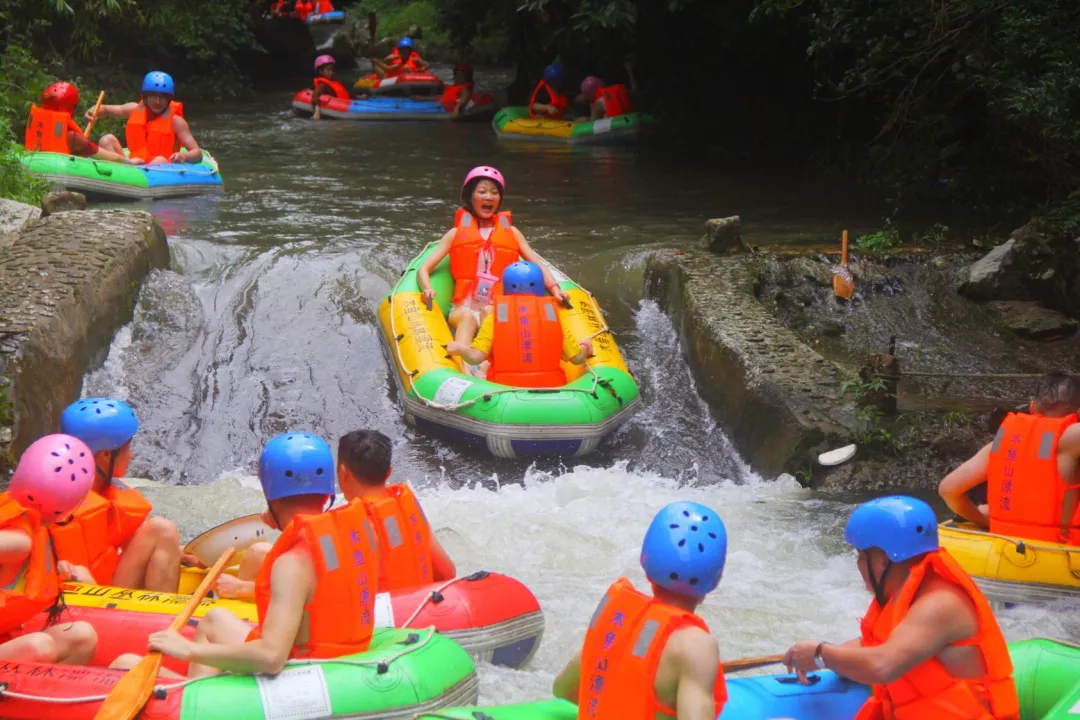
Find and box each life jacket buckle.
[465,570,490,581]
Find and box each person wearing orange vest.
[56,397,191,592]
[111,432,379,678]
[939,372,1080,544]
[372,37,428,78]
[783,496,1019,720]
[93,71,203,165]
[310,54,351,120]
[530,63,570,119]
[418,167,568,375]
[578,76,633,120]
[441,64,492,119]
[552,501,729,720]
[448,262,592,387]
[0,435,98,664]
[24,82,136,164]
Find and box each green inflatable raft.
[492,107,655,145]
[20,150,224,200]
[417,638,1080,720]
[377,243,640,458]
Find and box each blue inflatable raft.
[292,89,496,121]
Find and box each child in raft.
[417,166,568,379]
[113,433,378,677]
[92,71,203,165]
[0,435,98,664]
[24,82,141,165]
[311,54,351,120]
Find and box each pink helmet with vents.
[10,434,95,520]
[580,76,603,99]
[461,166,505,203]
[314,55,336,71]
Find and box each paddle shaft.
[168,547,235,630]
[84,91,106,135]
[368,11,377,63]
[722,654,785,673]
[841,229,849,266]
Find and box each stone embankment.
[0,194,169,472]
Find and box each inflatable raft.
[354,72,444,97]
[377,245,640,458]
[21,150,223,200]
[418,638,1080,720]
[492,107,655,145]
[292,89,495,121]
[306,9,344,23]
[939,521,1080,606]
[0,627,478,720]
[41,569,543,669]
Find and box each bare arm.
[514,228,567,301]
[938,443,992,526]
[1058,425,1080,538]
[170,116,202,163]
[589,98,605,122]
[670,629,720,720]
[417,230,455,299]
[86,102,139,122]
[451,86,471,119]
[446,342,486,365]
[0,529,31,565]
[553,650,582,703]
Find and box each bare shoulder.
[1062,422,1080,451]
[172,114,191,130]
[271,544,316,585]
[909,573,979,636]
[667,624,718,667]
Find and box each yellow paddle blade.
[722,653,785,673]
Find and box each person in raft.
[578,75,634,121]
[417,166,568,376]
[212,428,455,599]
[25,82,139,164]
[939,372,1080,545]
[783,496,1019,720]
[448,261,592,387]
[530,62,570,119]
[112,432,379,677]
[0,435,98,664]
[54,397,190,593]
[441,64,491,119]
[552,501,729,719]
[372,36,428,78]
[91,71,203,165]
[310,55,351,120]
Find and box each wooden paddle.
[722,654,785,673]
[93,548,236,720]
[832,229,854,301]
[368,11,377,64]
[84,91,106,135]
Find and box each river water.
[86,94,1067,703]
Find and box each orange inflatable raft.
[353,71,444,96]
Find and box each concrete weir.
[0,202,169,471]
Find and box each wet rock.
[957,238,1023,299]
[990,301,1078,340]
[0,210,169,472]
[40,191,87,216]
[699,216,743,254]
[0,199,41,241]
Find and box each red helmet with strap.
[42,82,80,113]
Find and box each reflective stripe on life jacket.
[24,105,85,154]
[529,81,569,119]
[0,493,59,636]
[488,295,567,388]
[855,549,1019,720]
[596,84,632,118]
[126,100,184,162]
[254,500,379,659]
[448,209,519,305]
[987,412,1080,544]
[50,481,151,586]
[578,578,727,720]
[360,484,434,591]
[314,77,351,100]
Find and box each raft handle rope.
[388,246,615,412]
[0,627,438,705]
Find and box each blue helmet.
[258,432,335,502]
[60,398,139,454]
[845,495,938,562]
[502,262,545,296]
[640,501,727,597]
[142,71,175,96]
[397,36,414,50]
[543,63,564,86]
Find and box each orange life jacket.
[315,0,333,13]
[529,81,569,119]
[360,484,434,591]
[253,500,379,659]
[855,549,1019,720]
[578,578,727,720]
[295,0,313,20]
[441,83,472,112]
[24,105,85,154]
[987,412,1080,544]
[50,481,152,586]
[314,76,351,100]
[596,84,632,118]
[389,54,423,74]
[125,100,183,162]
[448,209,520,306]
[488,295,567,388]
[0,493,60,636]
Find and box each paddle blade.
[93,654,164,720]
[832,229,855,300]
[722,654,785,673]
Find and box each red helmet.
[42,82,80,113]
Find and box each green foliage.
[363,0,450,53]
[856,227,901,252]
[0,43,52,204]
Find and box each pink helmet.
[581,76,603,99]
[314,54,335,71]
[461,166,505,203]
[10,434,95,520]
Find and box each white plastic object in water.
[184,514,279,567]
[818,444,857,466]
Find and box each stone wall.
[0,208,169,472]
